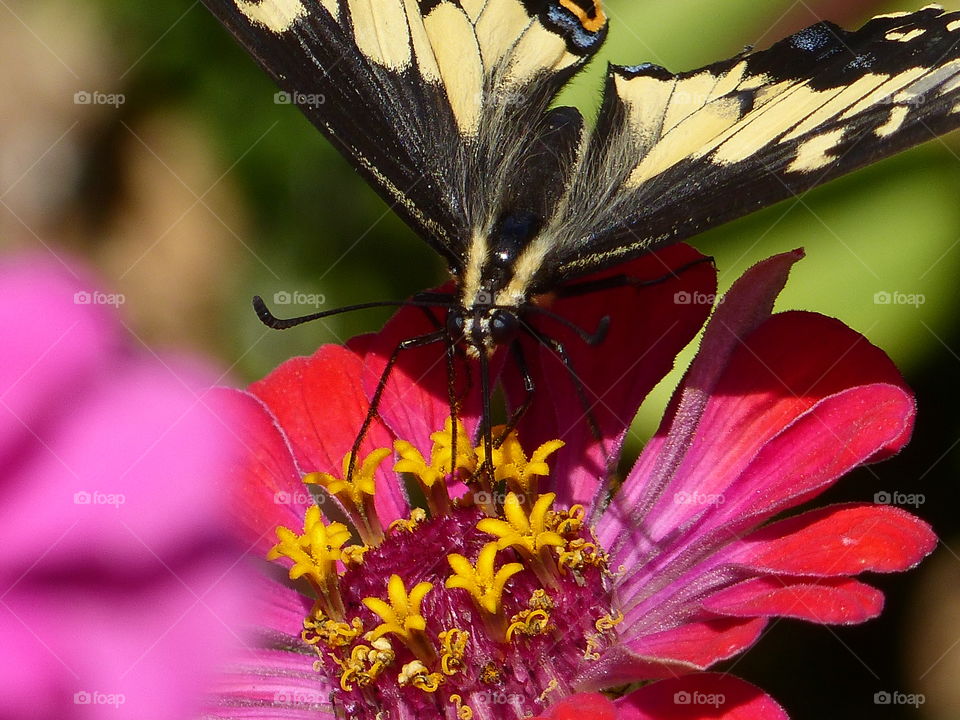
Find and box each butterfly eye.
[488,309,518,345]
[446,309,466,340]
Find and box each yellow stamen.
[389,507,428,534]
[506,607,551,642]
[398,660,444,692]
[493,431,565,496]
[551,503,586,536]
[450,694,475,720]
[363,575,436,662]
[445,542,523,615]
[477,493,565,557]
[305,448,391,543]
[301,612,363,649]
[333,638,394,691]
[438,628,468,676]
[267,505,351,616]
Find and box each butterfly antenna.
[253,295,453,330]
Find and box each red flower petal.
[615,673,788,720]
[729,503,936,575]
[531,693,617,720]
[251,344,407,522]
[212,388,310,556]
[703,576,884,623]
[627,617,768,669]
[509,244,716,505]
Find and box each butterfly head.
[450,211,548,357]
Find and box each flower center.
[268,420,622,720]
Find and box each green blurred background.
[3,0,960,716]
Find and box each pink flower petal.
[595,250,803,540]
[0,254,121,463]
[207,647,334,717]
[251,345,407,523]
[728,503,936,576]
[703,576,884,623]
[573,645,702,691]
[627,617,768,669]
[642,313,912,542]
[615,673,788,720]
[0,254,255,720]
[509,244,716,506]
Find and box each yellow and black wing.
[531,5,960,287]
[201,0,607,271]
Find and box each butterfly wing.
[531,6,960,288]
[201,0,607,272]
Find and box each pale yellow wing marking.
[460,0,487,23]
[504,20,579,86]
[424,2,484,135]
[404,0,442,82]
[234,0,314,32]
[875,105,911,137]
[886,27,927,42]
[627,98,742,186]
[475,0,536,72]
[787,127,847,172]
[781,73,890,140]
[839,66,929,117]
[347,0,413,70]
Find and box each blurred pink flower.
[0,254,252,720]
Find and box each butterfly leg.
[522,325,604,452]
[495,339,535,448]
[346,328,448,481]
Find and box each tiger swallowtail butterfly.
[202,0,960,475]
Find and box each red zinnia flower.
[209,247,933,719]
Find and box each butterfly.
[202,0,960,474]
